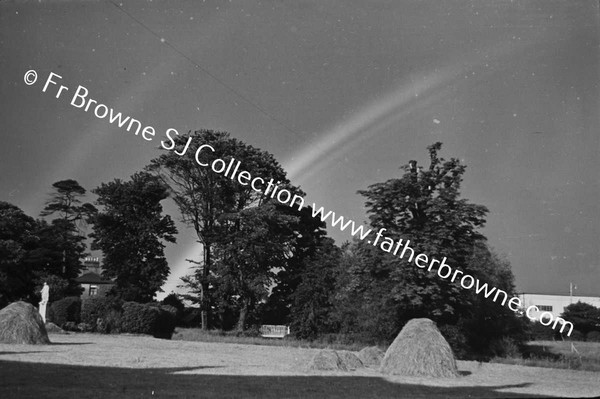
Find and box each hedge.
[48,296,81,327]
[81,296,123,330]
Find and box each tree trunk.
[236,297,250,331]
[201,243,211,330]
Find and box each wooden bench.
[260,324,290,338]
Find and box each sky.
[1,0,598,299]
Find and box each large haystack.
[0,301,51,344]
[307,350,347,371]
[380,318,458,377]
[358,346,385,367]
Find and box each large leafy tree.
[39,179,96,294]
[288,237,342,339]
[260,205,329,326]
[91,172,177,302]
[148,129,301,329]
[0,202,40,307]
[336,143,491,341]
[213,203,298,330]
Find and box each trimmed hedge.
[48,296,81,328]
[77,298,175,338]
[81,296,123,330]
[118,302,176,339]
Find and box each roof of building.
[75,272,114,285]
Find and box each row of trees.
[1,130,526,357]
[0,173,177,308]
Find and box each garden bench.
[260,324,290,338]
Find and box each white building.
[518,293,600,320]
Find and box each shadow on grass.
[0,360,546,399]
[49,341,94,346]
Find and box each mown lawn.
[172,328,369,351]
[492,340,600,372]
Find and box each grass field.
[173,328,600,372]
[492,340,600,372]
[172,328,367,351]
[1,332,598,398]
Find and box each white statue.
[39,282,49,323]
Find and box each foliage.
[526,321,558,341]
[560,301,600,335]
[288,238,341,339]
[0,202,40,308]
[586,331,600,342]
[120,302,157,334]
[39,180,96,296]
[260,205,330,326]
[180,307,203,328]
[48,296,81,327]
[438,324,470,360]
[162,293,185,312]
[120,302,176,339]
[91,172,177,302]
[213,202,299,330]
[331,143,522,358]
[148,130,301,330]
[80,296,123,330]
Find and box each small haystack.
[307,350,347,371]
[0,301,50,344]
[380,318,458,377]
[358,346,385,367]
[337,350,364,370]
[45,322,67,334]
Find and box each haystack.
[337,350,364,370]
[0,301,50,344]
[380,318,458,377]
[358,346,385,367]
[45,322,67,334]
[307,350,347,371]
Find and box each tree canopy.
[147,130,302,329]
[91,172,177,302]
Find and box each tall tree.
[39,179,96,292]
[0,202,39,307]
[336,143,491,341]
[288,237,342,339]
[148,129,299,329]
[91,172,177,302]
[214,202,298,330]
[261,205,330,326]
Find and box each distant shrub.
[489,337,521,358]
[235,325,260,338]
[154,305,176,339]
[120,302,156,334]
[63,321,80,332]
[181,307,203,328]
[81,296,123,331]
[565,330,585,341]
[162,293,184,312]
[120,302,176,339]
[439,324,470,360]
[48,296,81,327]
[97,309,123,334]
[527,321,558,341]
[586,331,600,342]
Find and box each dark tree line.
[1,133,525,357]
